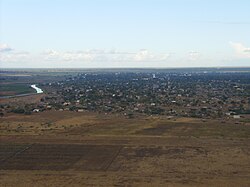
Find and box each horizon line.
[1,66,250,70]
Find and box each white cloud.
[40,49,171,63]
[0,44,13,52]
[0,43,173,67]
[0,51,30,63]
[188,51,201,61]
[3,45,224,68]
[229,42,250,58]
[134,49,170,62]
[0,44,31,64]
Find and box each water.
[31,84,43,93]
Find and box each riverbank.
[0,84,43,99]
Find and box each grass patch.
[0,83,35,96]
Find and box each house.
[233,115,241,119]
[33,109,40,113]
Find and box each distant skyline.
[0,0,250,68]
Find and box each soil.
[0,111,250,186]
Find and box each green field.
[0,83,36,97]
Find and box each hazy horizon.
[1,0,250,68]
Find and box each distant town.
[2,69,249,120]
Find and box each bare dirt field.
[0,111,250,186]
[0,93,45,105]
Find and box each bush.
[24,111,32,115]
[12,107,25,114]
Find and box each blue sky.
[0,0,250,68]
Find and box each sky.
[0,0,250,68]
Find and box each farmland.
[0,111,250,186]
[0,83,35,97]
[0,70,67,97]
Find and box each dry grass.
[0,111,250,186]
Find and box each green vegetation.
[0,83,35,96]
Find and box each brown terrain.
[1,109,250,187]
[0,94,45,105]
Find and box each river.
[30,84,43,93]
